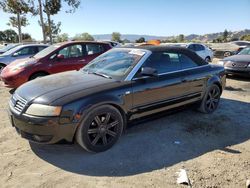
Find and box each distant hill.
[93,34,167,42]
[93,29,250,42]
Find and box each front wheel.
[76,105,124,152]
[198,84,221,113]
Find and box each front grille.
[11,94,28,113]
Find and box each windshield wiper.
[91,72,112,79]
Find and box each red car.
[1,41,112,88]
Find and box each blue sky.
[0,0,250,40]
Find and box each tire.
[198,84,221,113]
[29,72,47,80]
[205,57,211,62]
[224,51,231,57]
[76,105,124,152]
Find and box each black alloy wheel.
[88,113,119,146]
[199,84,221,113]
[76,105,123,152]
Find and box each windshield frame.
[33,44,61,59]
[81,48,150,81]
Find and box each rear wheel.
[29,72,48,80]
[224,51,231,57]
[76,105,124,152]
[198,84,221,113]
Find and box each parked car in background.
[1,41,112,88]
[230,41,250,52]
[8,46,226,152]
[209,41,250,58]
[0,43,21,54]
[0,44,48,72]
[218,47,250,77]
[102,41,121,47]
[168,43,214,62]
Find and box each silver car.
[0,44,48,71]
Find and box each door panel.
[180,66,209,99]
[131,72,186,119]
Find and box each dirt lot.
[0,73,250,187]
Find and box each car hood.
[223,55,250,63]
[0,55,8,61]
[15,71,116,105]
[8,57,38,67]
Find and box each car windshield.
[0,44,20,53]
[82,48,146,80]
[238,48,250,55]
[1,45,22,56]
[33,44,59,59]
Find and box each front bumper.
[1,75,27,88]
[9,109,78,144]
[225,67,250,77]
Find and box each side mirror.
[12,52,19,57]
[57,54,64,60]
[141,67,158,77]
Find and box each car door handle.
[79,59,86,62]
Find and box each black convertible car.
[9,46,226,152]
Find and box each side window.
[141,52,181,74]
[15,47,36,56]
[179,54,198,69]
[195,44,205,51]
[86,44,104,55]
[188,44,195,51]
[58,45,83,58]
[38,46,47,52]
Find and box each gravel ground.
[0,69,249,188]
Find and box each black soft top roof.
[132,45,208,66]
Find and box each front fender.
[59,93,129,124]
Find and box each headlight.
[217,61,224,66]
[11,60,36,71]
[10,62,28,71]
[248,63,250,68]
[25,104,62,116]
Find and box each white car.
[171,43,214,62]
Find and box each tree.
[240,34,250,41]
[135,37,145,43]
[22,33,32,41]
[37,0,46,43]
[73,33,94,41]
[123,39,130,43]
[35,0,80,44]
[56,33,69,42]
[178,34,185,42]
[0,31,6,42]
[3,29,18,43]
[42,20,61,42]
[223,29,229,42]
[0,0,34,43]
[7,16,29,31]
[111,32,121,42]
